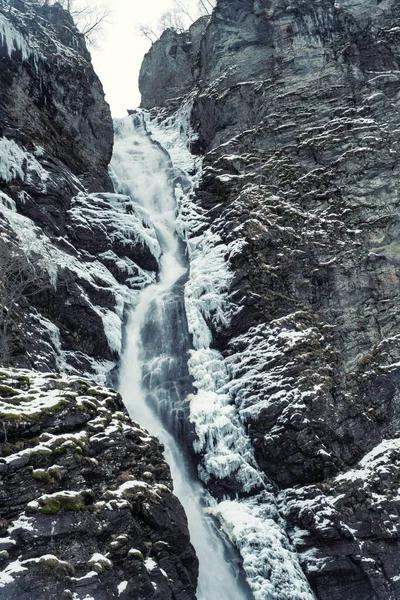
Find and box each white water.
[113,114,249,600]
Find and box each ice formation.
[132,107,316,600]
[0,12,35,62]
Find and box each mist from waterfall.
[112,114,250,600]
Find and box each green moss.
[0,374,30,390]
[0,411,23,422]
[2,394,35,406]
[80,398,97,410]
[86,388,104,397]
[0,385,19,398]
[48,466,62,480]
[54,446,66,455]
[0,398,67,424]
[33,469,52,485]
[69,379,90,392]
[42,400,67,416]
[105,397,117,411]
[63,497,85,511]
[41,557,62,570]
[40,499,61,515]
[38,556,74,577]
[38,492,85,514]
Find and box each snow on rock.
[66,192,162,267]
[0,367,198,600]
[0,184,157,380]
[0,559,27,588]
[117,581,128,595]
[0,138,47,185]
[0,11,37,63]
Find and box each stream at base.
[112,114,250,599]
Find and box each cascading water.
[111,114,251,600]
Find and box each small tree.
[158,9,185,34]
[45,0,111,46]
[197,0,215,15]
[137,24,159,45]
[0,239,49,365]
[138,0,216,45]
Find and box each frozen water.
[146,107,316,600]
[0,12,35,62]
[0,137,47,185]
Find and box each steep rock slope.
[140,0,400,597]
[0,368,198,600]
[0,0,158,379]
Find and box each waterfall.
[112,114,250,600]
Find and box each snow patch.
[0,138,47,185]
[0,559,27,587]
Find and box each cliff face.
[0,3,199,598]
[140,0,400,597]
[1,0,113,191]
[139,16,210,111]
[0,0,159,379]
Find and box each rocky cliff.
[0,1,199,598]
[0,0,159,380]
[140,0,400,598]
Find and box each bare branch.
[44,0,111,46]
[137,23,158,45]
[137,0,215,43]
[0,239,51,365]
[159,9,185,34]
[173,0,195,22]
[198,0,215,15]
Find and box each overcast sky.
[89,0,180,117]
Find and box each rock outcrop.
[140,0,400,597]
[0,368,198,600]
[139,17,210,110]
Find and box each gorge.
[1,0,400,599]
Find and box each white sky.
[89,0,181,117]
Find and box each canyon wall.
[0,0,158,379]
[0,2,198,598]
[140,0,400,597]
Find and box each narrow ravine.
[111,114,250,600]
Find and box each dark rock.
[0,1,160,378]
[0,368,198,600]
[139,17,210,110]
